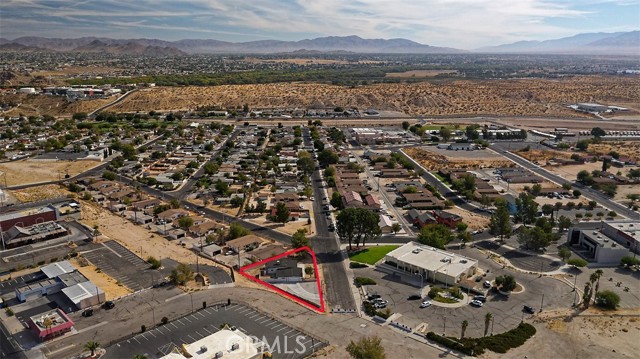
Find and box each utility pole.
[540,293,544,312]
[572,273,579,307]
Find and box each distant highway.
[88,89,138,117]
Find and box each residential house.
[260,258,303,281]
[226,234,263,253]
[432,210,462,229]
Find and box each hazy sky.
[1,0,638,49]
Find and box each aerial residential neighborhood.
[1,2,640,358]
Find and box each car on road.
[420,300,432,308]
[102,301,115,310]
[407,294,422,301]
[373,302,387,309]
[470,299,484,307]
[226,250,235,256]
[367,294,381,300]
[328,223,335,231]
[483,280,492,288]
[523,305,535,314]
[310,197,315,201]
[474,295,487,302]
[81,308,94,317]
[472,230,482,235]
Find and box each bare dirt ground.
[545,161,603,181]
[404,147,513,171]
[480,308,640,359]
[0,93,111,117]
[100,76,640,117]
[0,159,99,186]
[614,185,640,202]
[446,206,490,230]
[243,57,350,65]
[516,149,572,163]
[80,200,217,269]
[69,257,132,300]
[9,184,68,203]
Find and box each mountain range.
[478,31,639,54]
[0,31,637,55]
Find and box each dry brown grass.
[0,159,99,186]
[105,76,640,117]
[385,70,458,77]
[10,184,69,203]
[2,76,638,118]
[589,141,640,162]
[404,147,513,171]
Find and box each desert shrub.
[355,277,376,286]
[349,262,368,269]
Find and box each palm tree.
[583,282,593,308]
[593,269,604,296]
[85,341,100,357]
[461,320,469,339]
[484,313,492,336]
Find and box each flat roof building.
[568,221,640,265]
[160,328,264,359]
[28,308,74,341]
[384,242,478,285]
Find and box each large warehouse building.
[384,242,478,285]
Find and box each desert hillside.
[2,76,639,117]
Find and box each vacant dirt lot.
[0,92,111,117]
[481,308,640,359]
[9,184,69,203]
[0,159,99,186]
[404,147,513,171]
[100,76,640,117]
[589,142,640,163]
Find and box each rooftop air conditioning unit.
[200,346,208,353]
[215,351,223,358]
[231,343,240,351]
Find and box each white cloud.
[0,0,636,48]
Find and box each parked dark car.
[367,294,381,301]
[523,305,535,314]
[407,294,422,301]
[81,308,94,317]
[102,301,115,310]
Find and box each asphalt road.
[304,129,356,310]
[491,145,639,220]
[0,320,25,359]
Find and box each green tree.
[583,281,593,308]
[177,216,194,230]
[595,290,620,310]
[227,223,250,240]
[593,269,604,297]
[515,192,538,225]
[489,199,512,241]
[317,149,339,167]
[215,180,230,195]
[417,224,453,250]
[541,204,554,220]
[567,258,588,268]
[401,121,410,130]
[85,341,100,357]
[230,196,244,208]
[452,173,477,199]
[391,223,402,234]
[576,139,590,151]
[495,274,517,292]
[330,191,344,210]
[291,228,310,249]
[557,215,572,233]
[274,202,290,224]
[102,171,117,181]
[297,154,315,175]
[439,127,452,142]
[147,256,161,269]
[346,335,386,359]
[337,208,382,250]
[577,170,593,184]
[591,127,606,139]
[480,193,491,208]
[169,262,194,285]
[484,313,492,337]
[558,247,572,262]
[133,355,149,359]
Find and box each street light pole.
[572,273,579,307]
[443,316,446,336]
[190,293,194,313]
[540,293,544,312]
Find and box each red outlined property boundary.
[238,246,325,313]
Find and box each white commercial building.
[160,328,264,359]
[567,221,640,265]
[384,242,478,285]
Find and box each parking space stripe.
[147,331,156,338]
[202,327,213,334]
[133,337,141,344]
[277,326,289,332]
[176,319,185,326]
[140,334,149,341]
[187,335,196,341]
[248,313,260,319]
[183,316,192,323]
[195,330,204,338]
[283,328,295,335]
[170,323,178,329]
[196,312,206,318]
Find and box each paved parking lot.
[81,240,154,291]
[354,263,574,338]
[104,303,326,359]
[475,240,559,272]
